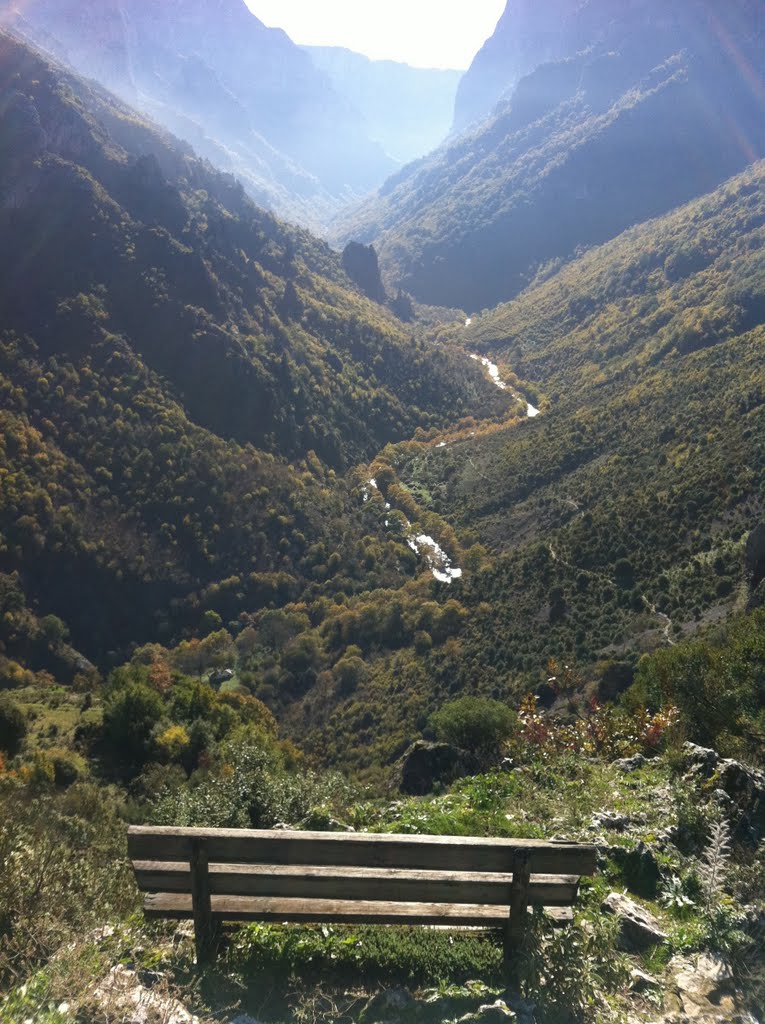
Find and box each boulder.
[591,810,630,832]
[717,759,765,823]
[664,954,738,1020]
[208,667,234,687]
[602,892,667,951]
[629,968,660,993]
[682,743,719,777]
[396,741,474,795]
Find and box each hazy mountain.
[305,46,461,165]
[0,0,397,226]
[453,0,570,132]
[336,0,765,312]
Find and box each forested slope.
[0,32,506,661]
[281,164,765,768]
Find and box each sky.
[244,0,507,70]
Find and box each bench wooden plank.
[133,861,580,906]
[143,893,574,926]
[128,827,597,876]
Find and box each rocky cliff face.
[1,0,395,225]
[453,0,765,131]
[453,0,572,131]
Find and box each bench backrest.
[128,826,597,907]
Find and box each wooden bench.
[128,826,597,981]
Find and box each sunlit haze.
[244,0,507,69]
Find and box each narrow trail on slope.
[548,543,676,646]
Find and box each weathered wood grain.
[133,861,580,906]
[143,893,574,926]
[128,826,597,876]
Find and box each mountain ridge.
[336,1,765,312]
[0,0,397,226]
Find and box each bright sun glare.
[244,0,507,70]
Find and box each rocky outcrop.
[93,965,199,1024]
[396,740,476,795]
[602,892,667,951]
[662,954,741,1021]
[360,987,531,1024]
[613,753,647,773]
[342,242,387,304]
[682,743,765,832]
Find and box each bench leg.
[190,840,221,968]
[503,857,531,991]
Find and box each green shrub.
[103,683,164,767]
[430,696,516,761]
[0,694,27,756]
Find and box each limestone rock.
[602,892,667,951]
[208,667,234,687]
[717,759,765,826]
[630,968,660,993]
[93,965,199,1024]
[591,810,630,832]
[665,954,739,1020]
[682,743,719,777]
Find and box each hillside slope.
[337,0,765,312]
[284,163,765,768]
[0,32,506,660]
